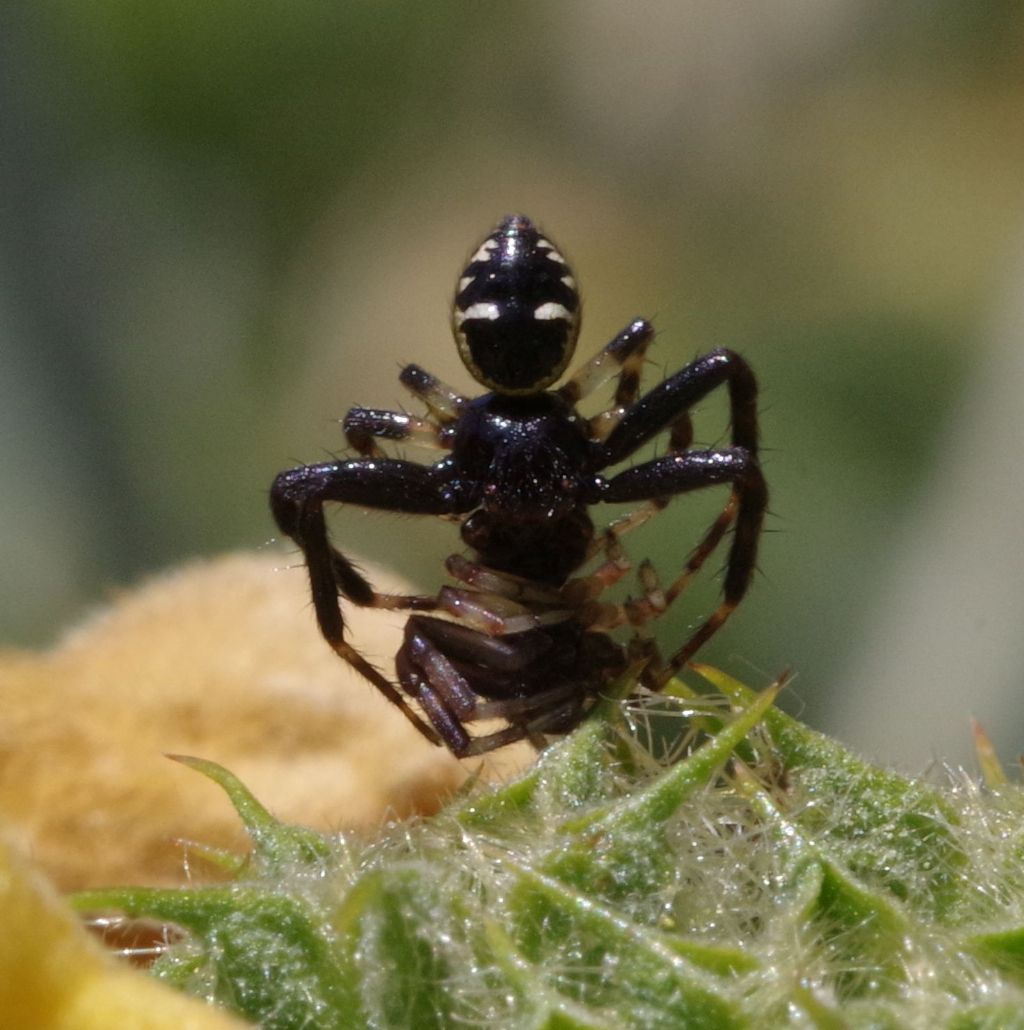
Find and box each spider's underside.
[271,215,767,757]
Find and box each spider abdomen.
[453,215,581,395]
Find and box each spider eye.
[452,215,581,395]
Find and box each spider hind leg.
[396,614,626,757]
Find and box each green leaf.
[168,754,333,869]
[503,859,749,1029]
[73,668,1024,1026]
[544,684,778,902]
[694,666,966,920]
[76,884,357,1028]
[967,926,1024,987]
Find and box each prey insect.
[271,215,767,757]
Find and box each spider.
[271,215,767,757]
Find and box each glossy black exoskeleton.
[271,215,766,756]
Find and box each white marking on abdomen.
[537,238,568,266]
[454,302,501,324]
[468,239,497,264]
[534,302,572,321]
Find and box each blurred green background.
[4,3,1023,769]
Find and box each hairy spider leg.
[562,528,634,606]
[343,407,455,459]
[270,457,474,745]
[572,409,700,613]
[583,347,761,663]
[444,554,564,605]
[556,321,691,603]
[589,558,668,629]
[598,347,759,475]
[579,490,741,633]
[578,412,695,574]
[580,370,699,564]
[343,402,464,524]
[399,363,467,423]
[365,558,575,634]
[397,615,589,756]
[562,415,701,647]
[342,361,463,465]
[556,318,655,439]
[601,447,767,687]
[570,392,694,603]
[435,587,574,636]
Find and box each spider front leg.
[589,345,761,616]
[399,364,467,422]
[343,360,465,462]
[600,447,767,687]
[343,407,455,459]
[270,457,469,744]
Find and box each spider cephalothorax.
[271,215,767,756]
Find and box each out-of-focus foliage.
[4,2,1024,766]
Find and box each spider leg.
[586,345,759,618]
[369,555,570,620]
[583,493,739,631]
[570,418,711,613]
[343,398,462,521]
[399,364,468,423]
[618,559,669,629]
[404,615,555,673]
[568,525,683,674]
[657,492,739,608]
[270,457,470,745]
[581,350,733,564]
[557,318,655,430]
[583,324,697,448]
[598,347,758,468]
[582,410,696,562]
[562,528,633,605]
[345,381,464,518]
[601,447,767,687]
[343,406,453,459]
[435,587,573,635]
[445,554,564,604]
[398,616,584,756]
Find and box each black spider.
[271,215,767,757]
